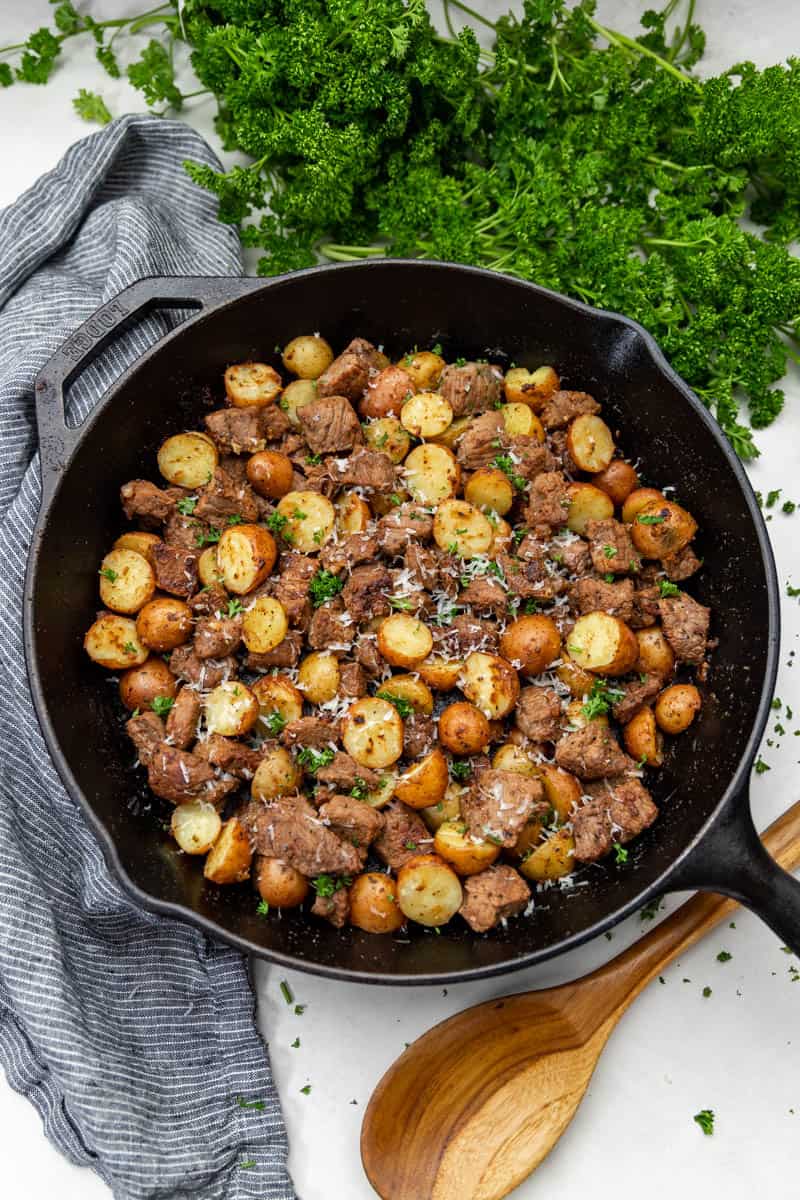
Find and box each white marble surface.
[2,1,800,1196]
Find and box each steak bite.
[164,509,206,550]
[281,717,340,751]
[572,778,659,863]
[243,793,361,876]
[316,753,380,793]
[204,405,289,454]
[165,687,200,749]
[659,592,711,664]
[319,532,379,575]
[299,395,362,455]
[316,337,383,401]
[514,687,563,742]
[338,449,397,493]
[405,543,440,591]
[245,630,303,670]
[307,601,354,650]
[188,584,228,616]
[147,744,237,806]
[194,614,242,660]
[195,464,260,525]
[498,552,564,602]
[586,518,641,576]
[555,724,635,780]
[539,389,601,430]
[462,769,546,848]
[459,865,531,933]
[198,734,263,779]
[455,410,507,469]
[339,661,368,697]
[126,711,165,765]
[438,614,499,655]
[629,584,661,628]
[271,552,316,627]
[611,675,662,725]
[318,794,384,856]
[507,437,555,483]
[373,800,433,871]
[342,563,392,623]
[120,479,180,526]
[402,713,436,758]
[525,472,570,533]
[376,506,434,556]
[661,544,701,582]
[311,887,350,928]
[555,536,592,577]
[570,576,634,622]
[170,645,237,689]
[354,634,383,676]
[152,543,198,598]
[459,575,508,619]
[439,362,503,417]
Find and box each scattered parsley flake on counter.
[787,583,800,598]
[151,695,174,718]
[640,898,664,921]
[716,950,732,962]
[702,986,712,997]
[236,1096,265,1110]
[73,87,111,125]
[783,501,796,514]
[239,1159,256,1169]
[754,756,771,773]
[294,1004,306,1016]
[658,975,665,984]
[693,1110,715,1136]
[300,1084,312,1095]
[291,1037,300,1048]
[766,488,782,508]
[279,980,294,1005]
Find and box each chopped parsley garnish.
[377,691,415,719]
[236,1096,266,1110]
[195,526,221,547]
[446,541,459,555]
[431,342,443,356]
[702,986,712,998]
[582,679,625,720]
[309,568,344,607]
[454,356,467,368]
[151,695,174,718]
[123,641,137,655]
[693,1110,715,1136]
[227,599,244,617]
[602,545,618,559]
[374,432,389,448]
[312,874,351,896]
[388,596,414,611]
[312,529,325,544]
[176,496,197,515]
[754,756,771,774]
[766,488,782,507]
[279,980,294,1005]
[349,777,369,800]
[262,710,286,736]
[99,566,118,582]
[300,1084,312,1095]
[265,510,289,535]
[716,950,732,962]
[787,583,800,598]
[640,897,664,921]
[523,599,540,614]
[612,842,629,865]
[296,746,336,773]
[256,899,270,917]
[603,572,615,583]
[449,759,472,782]
[227,513,243,525]
[291,1037,300,1048]
[294,1004,306,1016]
[292,508,307,520]
[512,527,527,547]
[492,454,526,491]
[389,493,402,506]
[305,452,322,465]
[636,512,666,525]
[658,579,681,597]
[404,840,418,851]
[783,500,796,515]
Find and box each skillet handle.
[33,275,262,503]
[667,784,800,954]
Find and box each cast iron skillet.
[24,261,800,984]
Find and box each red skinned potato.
[119,658,177,711]
[360,366,415,418]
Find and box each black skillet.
[23,260,800,983]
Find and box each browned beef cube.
[318,794,384,856]
[455,411,506,469]
[281,717,340,751]
[659,593,710,664]
[194,615,242,660]
[243,794,361,876]
[525,472,570,533]
[629,585,661,628]
[354,635,383,676]
[572,778,658,862]
[302,458,339,497]
[514,687,563,742]
[170,645,237,689]
[120,479,180,526]
[437,614,498,656]
[459,576,508,618]
[569,577,634,622]
[152,543,198,597]
[204,405,289,454]
[343,564,392,623]
[270,552,316,628]
[402,714,436,759]
[146,744,237,806]
[316,337,382,400]
[126,711,165,765]
[459,865,531,932]
[611,675,662,724]
[539,390,601,430]
[319,533,379,575]
[376,506,434,556]
[373,800,433,870]
[164,509,206,550]
[338,662,368,698]
[338,449,397,493]
[195,465,260,524]
[188,584,228,616]
[245,630,303,670]
[299,395,361,455]
[507,437,555,482]
[316,753,380,793]
[462,769,546,848]
[439,362,503,416]
[555,724,635,780]
[311,888,350,928]
[586,518,641,575]
[555,536,592,577]
[307,602,354,650]
[405,544,440,591]
[499,552,564,602]
[661,545,702,581]
[165,687,200,749]
[199,734,263,780]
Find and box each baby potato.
[565,697,609,730]
[254,856,309,908]
[519,828,575,882]
[501,403,544,441]
[281,378,317,428]
[377,674,434,715]
[246,450,294,499]
[242,596,288,654]
[433,498,494,559]
[362,416,412,464]
[567,612,639,676]
[276,490,335,553]
[566,414,615,473]
[281,334,334,380]
[464,468,514,517]
[400,391,453,439]
[555,653,597,697]
[349,873,404,934]
[224,361,282,408]
[404,443,460,504]
[421,783,464,832]
[417,655,464,691]
[157,431,218,488]
[171,801,222,856]
[84,613,148,670]
[655,683,702,734]
[499,614,561,676]
[635,626,675,678]
[203,817,252,885]
[430,414,472,452]
[113,530,161,564]
[336,492,372,534]
[395,748,449,810]
[252,674,304,727]
[342,697,405,769]
[461,651,520,720]
[400,350,445,391]
[489,515,513,555]
[434,822,501,876]
[566,482,615,535]
[492,742,537,775]
[197,546,224,587]
[136,596,193,652]
[361,366,415,419]
[119,657,176,712]
[297,651,341,704]
[396,854,463,927]
[510,819,544,863]
[377,613,433,668]
[99,549,155,615]
[592,459,639,506]
[621,487,665,525]
[534,762,582,821]
[217,523,277,594]
[438,701,490,755]
[623,706,664,766]
[630,499,698,559]
[503,365,559,410]
[204,680,259,737]
[251,748,301,800]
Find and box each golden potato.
[297,651,341,704]
[434,822,501,876]
[499,614,561,676]
[276,490,335,553]
[417,655,463,691]
[460,651,520,720]
[362,416,412,464]
[567,612,639,676]
[251,748,301,800]
[217,523,277,594]
[342,697,404,768]
[401,391,453,439]
[630,499,698,559]
[377,613,433,669]
[655,683,702,734]
[371,489,410,518]
[510,818,545,863]
[225,361,282,408]
[281,378,317,427]
[420,783,464,832]
[503,365,559,410]
[135,597,193,652]
[242,596,288,654]
[489,515,513,555]
[349,873,404,934]
[84,613,148,670]
[246,450,294,499]
[400,349,445,391]
[171,801,222,855]
[429,414,472,451]
[403,443,460,504]
[433,499,494,559]
[501,403,544,441]
[492,743,537,776]
[360,366,415,420]
[534,762,581,821]
[438,702,490,755]
[157,431,218,488]
[395,748,449,810]
[566,414,615,473]
[565,697,609,730]
[252,675,304,729]
[623,706,664,766]
[204,680,259,736]
[520,828,575,881]
[635,626,675,678]
[203,817,252,884]
[555,653,597,697]
[336,492,372,534]
[254,856,309,907]
[197,546,224,587]
[396,854,463,926]
[377,674,433,714]
[99,549,155,615]
[591,459,639,506]
[621,487,665,525]
[566,482,615,535]
[119,658,176,712]
[281,334,334,380]
[464,468,514,516]
[113,531,161,564]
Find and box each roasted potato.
[84,613,148,670]
[157,431,218,488]
[113,530,161,564]
[246,450,294,499]
[401,391,453,439]
[362,416,412,464]
[555,652,597,697]
[342,697,405,768]
[565,482,615,535]
[281,378,317,427]
[171,801,222,855]
[501,403,544,441]
[135,597,193,652]
[417,655,464,692]
[519,828,575,882]
[377,613,433,669]
[492,742,538,775]
[623,706,664,766]
[534,762,581,820]
[592,459,639,506]
[99,549,155,615]
[360,366,415,420]
[251,748,301,800]
[635,627,675,678]
[438,701,490,755]
[203,817,252,884]
[242,596,288,654]
[254,856,309,907]
[464,467,514,516]
[349,873,404,934]
[394,748,449,810]
[197,546,224,587]
[566,414,615,473]
[489,515,513,555]
[499,614,561,676]
[224,362,282,408]
[567,612,638,676]
[217,523,277,593]
[503,365,559,410]
[460,652,520,720]
[377,673,434,714]
[281,334,334,380]
[565,696,609,730]
[396,854,463,926]
[119,658,176,712]
[276,490,335,553]
[621,487,664,525]
[420,783,464,832]
[404,443,460,504]
[429,414,471,451]
[433,499,494,559]
[434,822,501,876]
[336,492,372,534]
[297,651,341,704]
[204,680,259,736]
[400,349,445,391]
[655,683,702,734]
[630,499,698,559]
[510,818,545,863]
[252,674,304,728]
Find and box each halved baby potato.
[204,680,259,736]
[635,627,675,678]
[492,742,538,776]
[242,596,288,654]
[434,821,501,876]
[136,596,193,652]
[362,416,412,464]
[171,801,222,855]
[217,523,277,594]
[404,443,460,504]
[297,651,341,704]
[654,683,702,735]
[336,492,372,534]
[420,782,465,832]
[254,856,309,908]
[565,482,615,535]
[197,546,224,587]
[281,335,334,380]
[224,361,282,408]
[499,614,561,676]
[157,431,218,488]
[630,499,698,559]
[430,414,472,452]
[349,873,404,934]
[396,854,463,926]
[401,391,453,439]
[621,487,664,525]
[203,817,252,884]
[565,697,609,730]
[591,459,639,506]
[119,657,176,712]
[533,762,582,821]
[113,530,161,564]
[461,652,520,720]
[519,828,575,882]
[417,655,464,692]
[566,414,615,473]
[342,697,405,769]
[555,653,597,697]
[438,701,491,755]
[377,673,434,715]
[281,378,317,428]
[503,365,559,410]
[99,549,155,615]
[276,490,335,553]
[251,748,301,800]
[400,350,445,391]
[567,612,639,677]
[246,450,294,499]
[501,403,544,441]
[252,675,304,727]
[84,613,148,670]
[394,747,449,810]
[623,706,664,766]
[464,468,514,516]
[433,499,494,559]
[377,613,433,669]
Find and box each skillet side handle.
[33,275,262,504]
[668,785,800,954]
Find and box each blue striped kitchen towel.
[0,114,294,1200]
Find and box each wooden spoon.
[362,802,800,1200]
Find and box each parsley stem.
[444,0,498,32]
[583,15,702,89]
[319,242,386,260]
[0,5,173,59]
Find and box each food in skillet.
[85,334,711,935]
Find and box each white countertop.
[2,2,800,1197]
